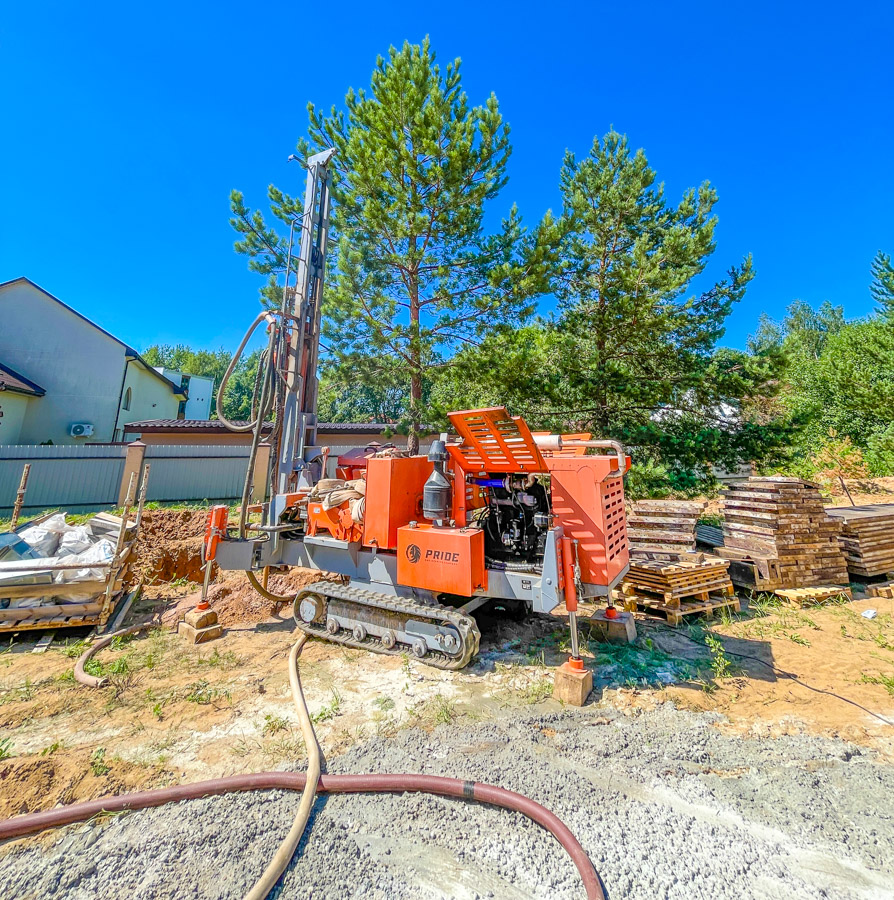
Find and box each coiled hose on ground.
[1,634,605,899]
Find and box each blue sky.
[2,1,891,355]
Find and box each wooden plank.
[31,631,56,652]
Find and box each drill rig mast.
[213,150,631,670]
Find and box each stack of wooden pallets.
[627,500,705,554]
[717,477,849,590]
[618,551,738,626]
[825,504,894,578]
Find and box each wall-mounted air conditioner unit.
[69,423,95,437]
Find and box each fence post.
[253,442,271,503]
[118,441,146,508]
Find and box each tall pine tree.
[231,39,554,451]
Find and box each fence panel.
[0,445,127,514]
[143,445,251,503]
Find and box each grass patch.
[860,672,894,696]
[90,747,110,776]
[311,690,342,723]
[183,680,231,705]
[262,713,290,735]
[0,737,13,760]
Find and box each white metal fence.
[143,445,251,503]
[0,444,127,514]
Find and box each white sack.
[19,513,72,557]
[57,525,94,556]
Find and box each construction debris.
[716,477,849,590]
[627,500,705,554]
[825,504,894,578]
[0,511,140,632]
[773,585,853,607]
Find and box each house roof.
[123,419,399,435]
[0,277,187,399]
[0,362,45,397]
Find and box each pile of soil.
[0,749,165,818]
[162,568,339,627]
[133,509,208,584]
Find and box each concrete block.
[178,621,223,644]
[553,660,593,707]
[590,609,637,644]
[184,607,219,630]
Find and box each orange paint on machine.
[397,524,488,597]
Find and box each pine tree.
[231,38,554,451]
[551,130,755,435]
[870,250,894,319]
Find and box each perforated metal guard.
[448,407,547,473]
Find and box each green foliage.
[232,38,555,450]
[142,344,261,422]
[752,293,894,473]
[870,250,894,320]
[705,634,732,680]
[90,747,110,776]
[0,737,13,760]
[439,130,791,485]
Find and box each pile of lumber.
[717,477,849,590]
[619,551,738,626]
[627,500,705,555]
[825,504,894,577]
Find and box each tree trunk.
[408,261,421,455]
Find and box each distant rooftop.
[0,361,45,397]
[123,419,398,435]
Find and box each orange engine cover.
[363,456,433,550]
[397,524,487,597]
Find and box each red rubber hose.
[0,772,604,899]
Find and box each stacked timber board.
[825,504,894,577]
[627,500,705,554]
[718,477,849,590]
[618,552,739,626]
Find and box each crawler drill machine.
[209,149,631,669]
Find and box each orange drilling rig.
[210,149,631,668]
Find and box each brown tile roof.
[0,362,45,397]
[123,419,395,435]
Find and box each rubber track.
[294,581,481,670]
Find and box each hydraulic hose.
[244,635,321,900]
[216,312,275,433]
[0,776,603,899]
[73,622,154,688]
[5,634,605,899]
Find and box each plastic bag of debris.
[18,513,72,557]
[53,539,116,601]
[57,525,94,556]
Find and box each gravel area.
[2,703,893,899]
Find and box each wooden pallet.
[627,499,705,554]
[826,504,894,577]
[622,591,741,626]
[622,552,734,606]
[718,478,850,589]
[773,585,853,607]
[867,581,894,599]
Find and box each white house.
[0,277,188,444]
[153,368,214,420]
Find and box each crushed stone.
[2,703,892,899]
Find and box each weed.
[789,633,811,647]
[522,679,554,704]
[373,696,395,712]
[55,669,75,684]
[59,639,91,659]
[198,648,241,670]
[184,680,231,705]
[90,747,110,776]
[85,655,130,679]
[430,693,456,725]
[0,737,13,760]
[705,635,732,680]
[860,672,894,696]
[169,577,197,588]
[312,690,342,723]
[41,740,65,756]
[110,633,138,651]
[400,654,412,679]
[152,703,165,720]
[262,713,290,735]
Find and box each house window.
[123,387,132,411]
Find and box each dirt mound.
[204,568,336,626]
[160,568,340,627]
[134,509,208,584]
[0,749,164,817]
